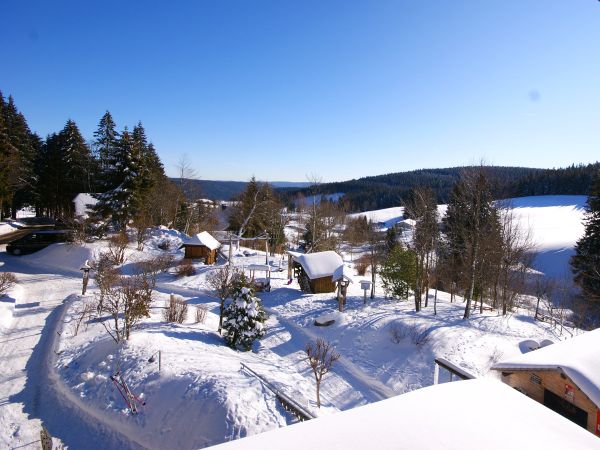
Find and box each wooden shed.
[492,329,600,436]
[288,251,344,294]
[180,231,221,264]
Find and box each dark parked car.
[6,230,73,255]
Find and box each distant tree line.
[279,165,599,213]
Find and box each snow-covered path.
[0,256,142,449]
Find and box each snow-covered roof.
[73,193,98,218]
[492,328,600,407]
[399,218,416,227]
[213,379,599,450]
[332,264,354,283]
[183,231,221,250]
[291,251,343,280]
[247,264,270,272]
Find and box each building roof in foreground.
[492,328,600,407]
[212,379,599,450]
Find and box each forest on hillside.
[278,164,600,212]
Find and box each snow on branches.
[222,285,267,351]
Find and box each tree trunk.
[463,248,478,319]
[316,380,321,408]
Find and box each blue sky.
[2,1,599,182]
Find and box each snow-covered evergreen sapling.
[222,285,267,351]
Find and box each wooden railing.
[240,363,316,421]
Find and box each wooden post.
[228,233,232,262]
[40,426,52,450]
[433,362,440,385]
[82,270,89,295]
[265,232,269,264]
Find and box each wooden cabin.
[492,329,600,436]
[288,251,344,294]
[180,231,221,264]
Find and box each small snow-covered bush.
[138,253,174,275]
[163,295,188,324]
[195,305,208,324]
[389,323,408,344]
[176,258,195,277]
[0,272,17,297]
[389,322,430,346]
[222,285,267,351]
[355,254,370,276]
[106,231,129,265]
[157,239,171,251]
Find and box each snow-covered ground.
[351,195,587,281]
[508,195,587,279]
[0,195,592,449]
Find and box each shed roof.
[332,264,354,283]
[291,251,343,280]
[183,231,221,250]
[213,379,599,450]
[492,328,600,407]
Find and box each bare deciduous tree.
[106,231,129,265]
[163,294,188,323]
[95,270,155,343]
[0,272,17,297]
[305,338,340,408]
[73,298,96,336]
[207,264,234,333]
[405,187,439,311]
[132,209,153,251]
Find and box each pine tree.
[222,285,267,351]
[35,133,63,217]
[132,122,154,197]
[571,170,600,305]
[380,244,417,300]
[60,120,93,195]
[94,127,144,227]
[93,111,119,190]
[0,93,38,218]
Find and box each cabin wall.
[500,369,599,434]
[310,276,336,294]
[184,245,217,264]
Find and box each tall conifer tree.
[571,170,600,305]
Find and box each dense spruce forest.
[0,91,181,226]
[278,164,600,212]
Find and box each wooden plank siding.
[183,245,217,265]
[500,369,599,434]
[309,276,336,294]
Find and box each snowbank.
[0,222,19,237]
[56,300,296,449]
[0,283,23,330]
[22,243,97,272]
